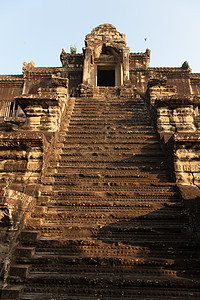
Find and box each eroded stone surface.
[0,189,35,289]
[0,24,200,299]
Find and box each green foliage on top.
[70,43,77,54]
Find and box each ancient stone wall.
[0,74,69,198]
[0,132,46,195]
[129,50,151,70]
[147,78,200,186]
[173,133,200,186]
[156,97,196,133]
[22,62,66,95]
[129,70,149,93]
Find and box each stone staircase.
[2,95,200,299]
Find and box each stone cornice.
[23,67,66,78]
[130,51,150,58]
[15,94,62,110]
[149,67,191,76]
[0,76,23,86]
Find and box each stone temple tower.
[60,24,150,95]
[82,24,130,86]
[0,24,200,300]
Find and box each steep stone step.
[55,144,164,153]
[46,169,169,178]
[26,219,193,242]
[17,244,199,265]
[68,124,155,129]
[65,131,158,137]
[39,210,187,225]
[38,196,180,208]
[46,169,169,179]
[39,186,179,198]
[20,292,200,300]
[1,285,24,300]
[15,247,36,259]
[44,198,182,208]
[9,265,31,279]
[21,273,200,290]
[58,140,161,146]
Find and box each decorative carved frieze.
[0,131,47,194]
[173,133,200,186]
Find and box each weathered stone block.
[1,285,23,300]
[20,230,40,243]
[176,172,194,185]
[15,247,35,258]
[10,265,30,278]
[25,217,43,228]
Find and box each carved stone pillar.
[82,48,92,85]
[122,47,130,83]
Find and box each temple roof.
[85,23,127,49]
[0,75,23,102]
[0,75,23,80]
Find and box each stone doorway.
[97,68,115,86]
[82,24,130,88]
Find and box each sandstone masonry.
[0,24,200,299]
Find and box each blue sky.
[0,0,200,74]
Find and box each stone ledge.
[174,132,200,142]
[0,131,44,140]
[0,131,46,149]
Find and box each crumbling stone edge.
[0,189,35,289]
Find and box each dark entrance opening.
[97,69,115,86]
